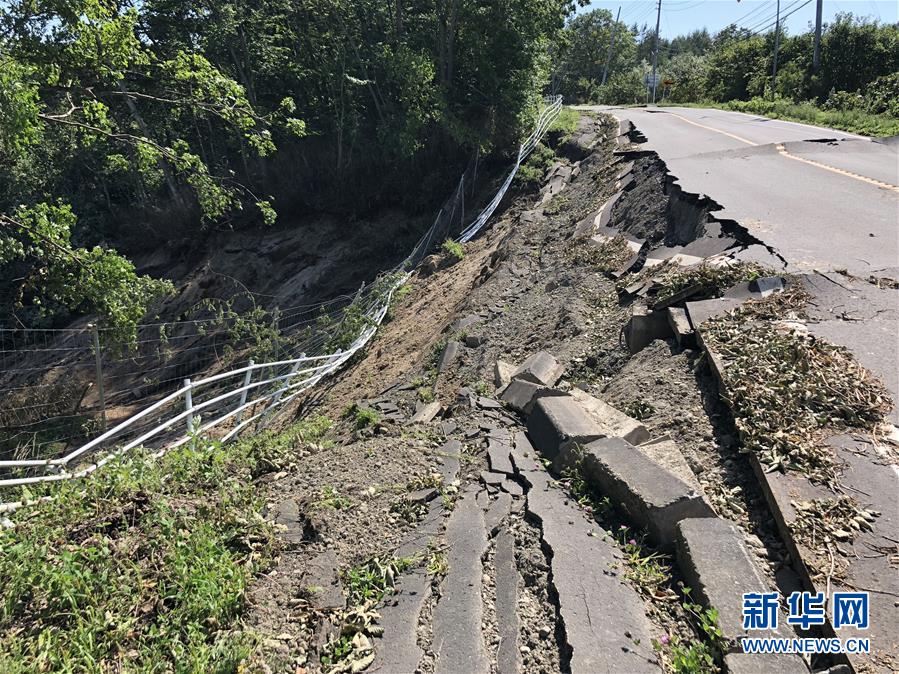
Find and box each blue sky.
[577,0,898,38]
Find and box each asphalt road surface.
[580,105,899,276]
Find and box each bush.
[440,239,464,262]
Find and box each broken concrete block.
[500,379,566,415]
[667,306,695,348]
[410,401,441,424]
[511,350,565,387]
[526,395,604,463]
[637,436,701,491]
[676,518,793,646]
[624,304,673,354]
[464,334,484,347]
[582,437,714,548]
[438,340,460,373]
[593,191,623,229]
[494,360,514,389]
[724,652,808,674]
[569,388,650,445]
[572,212,597,239]
[451,315,483,332]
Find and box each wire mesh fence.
[0,96,562,502]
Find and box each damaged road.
[581,104,898,275]
[245,109,897,674]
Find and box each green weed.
[0,432,283,672]
[441,239,465,262]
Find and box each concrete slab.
[685,296,747,328]
[510,431,542,475]
[526,468,661,673]
[437,340,460,373]
[582,437,714,547]
[637,436,701,491]
[436,439,462,486]
[511,350,565,387]
[494,528,521,674]
[410,401,441,424]
[432,489,490,674]
[485,491,513,535]
[487,438,515,475]
[526,395,605,463]
[676,518,790,646]
[500,378,565,415]
[372,569,430,673]
[569,388,651,445]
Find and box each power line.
[735,0,777,25]
[748,0,812,35]
[742,0,802,32]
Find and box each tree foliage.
[1,0,580,337]
[559,11,899,114]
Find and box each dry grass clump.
[572,235,633,272]
[702,285,891,484]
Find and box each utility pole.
[601,6,621,87]
[650,0,662,104]
[812,0,823,70]
[771,0,782,99]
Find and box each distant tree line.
[0,0,582,337]
[555,9,898,116]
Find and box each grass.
[548,106,581,142]
[343,404,380,431]
[660,98,899,137]
[0,416,339,673]
[440,238,464,262]
[316,485,352,510]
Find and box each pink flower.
[660,634,670,646]
[628,539,637,546]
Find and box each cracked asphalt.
[579,105,899,276]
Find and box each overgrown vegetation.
[573,234,634,273]
[0,432,299,671]
[440,238,465,262]
[702,285,891,483]
[1,0,582,332]
[343,404,380,431]
[556,10,898,135]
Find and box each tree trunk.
[116,81,183,205]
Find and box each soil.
[238,111,808,673]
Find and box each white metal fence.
[0,96,563,504]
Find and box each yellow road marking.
[775,144,899,193]
[667,111,757,146]
[664,110,898,192]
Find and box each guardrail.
[0,96,563,504]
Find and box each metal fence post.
[184,378,194,434]
[234,359,254,427]
[89,323,107,432]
